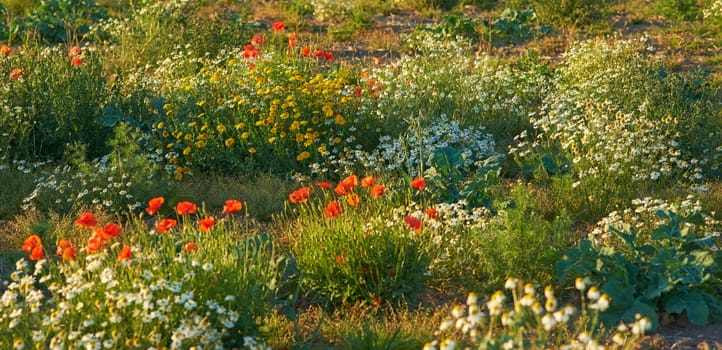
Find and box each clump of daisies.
[425,277,651,350]
[590,196,721,248]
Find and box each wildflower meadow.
[1,0,722,349]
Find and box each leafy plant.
[7,0,108,43]
[556,210,722,330]
[0,44,109,161]
[530,0,611,27]
[656,0,700,21]
[424,152,503,209]
[22,122,166,215]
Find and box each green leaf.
[541,155,558,174]
[644,273,671,299]
[665,291,709,325]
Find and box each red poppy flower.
[370,184,386,199]
[68,46,81,57]
[75,212,97,228]
[176,201,197,215]
[156,218,177,233]
[97,223,122,242]
[325,200,342,219]
[185,241,198,252]
[118,245,132,262]
[425,207,439,220]
[71,56,84,67]
[316,182,332,189]
[335,254,345,265]
[404,215,422,233]
[346,193,360,207]
[289,187,313,204]
[9,68,26,80]
[242,44,259,58]
[411,177,426,191]
[361,175,376,187]
[199,217,215,233]
[374,57,382,65]
[272,21,286,31]
[87,234,104,253]
[251,34,263,45]
[222,199,243,215]
[146,197,165,215]
[324,51,334,61]
[312,50,324,58]
[373,295,382,308]
[301,46,310,57]
[0,44,11,56]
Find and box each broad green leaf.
[665,291,709,325]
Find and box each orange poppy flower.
[87,234,104,253]
[335,174,358,196]
[251,34,263,44]
[370,184,386,198]
[71,56,84,66]
[288,33,297,47]
[301,46,310,57]
[146,197,165,215]
[118,245,132,262]
[361,175,376,187]
[222,199,243,215]
[57,240,76,261]
[185,241,198,252]
[425,207,439,220]
[346,193,360,207]
[156,218,177,233]
[23,235,44,259]
[404,215,422,233]
[335,254,345,265]
[56,239,71,255]
[289,187,313,204]
[176,201,197,215]
[9,68,26,80]
[22,235,42,253]
[29,245,44,261]
[75,212,97,228]
[272,21,286,31]
[373,296,382,308]
[199,217,215,233]
[61,246,76,261]
[0,44,11,56]
[343,174,359,187]
[411,177,426,191]
[325,200,342,219]
[68,46,81,57]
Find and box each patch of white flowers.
[425,277,651,350]
[590,196,721,247]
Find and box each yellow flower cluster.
[152,57,354,175]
